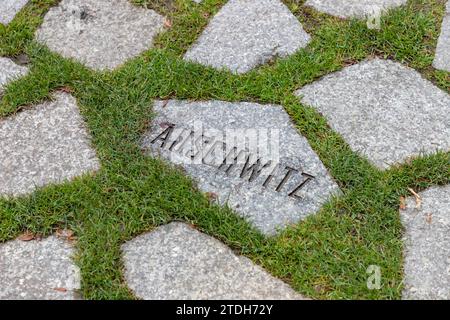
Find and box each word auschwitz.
[151,124,316,200]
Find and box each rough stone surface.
[0,0,28,25]
[296,58,450,169]
[122,222,305,300]
[305,0,407,18]
[433,1,450,72]
[0,236,81,300]
[0,57,28,94]
[401,185,450,300]
[35,0,165,70]
[0,92,100,197]
[184,0,311,74]
[142,100,340,235]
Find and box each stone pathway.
[35,0,165,70]
[0,57,28,94]
[0,92,100,197]
[184,0,311,74]
[401,185,450,300]
[0,0,29,25]
[122,222,305,300]
[142,100,340,235]
[433,1,450,72]
[0,236,80,300]
[296,58,450,170]
[305,0,407,18]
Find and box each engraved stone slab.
[305,0,407,19]
[142,100,340,235]
[122,222,306,300]
[433,1,450,72]
[35,0,165,70]
[401,185,450,300]
[0,0,28,25]
[0,92,100,197]
[184,0,311,74]
[0,57,28,94]
[0,236,81,300]
[296,59,450,169]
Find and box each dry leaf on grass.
[399,196,406,210]
[17,231,35,241]
[59,86,73,93]
[205,192,218,202]
[164,19,172,28]
[55,229,77,241]
[407,187,422,209]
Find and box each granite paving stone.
[0,57,28,94]
[296,58,450,170]
[184,0,311,74]
[0,91,100,197]
[142,100,340,235]
[401,185,450,300]
[433,1,450,72]
[121,222,306,300]
[305,0,407,19]
[0,236,81,300]
[0,0,28,25]
[35,0,165,70]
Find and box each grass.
[0,0,449,300]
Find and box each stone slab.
[0,57,28,94]
[296,58,450,170]
[35,0,165,70]
[0,236,81,300]
[122,222,306,300]
[433,1,450,72]
[184,0,311,74]
[305,0,407,19]
[142,100,340,235]
[0,0,28,25]
[0,91,100,197]
[400,185,450,300]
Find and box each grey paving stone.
[122,222,306,300]
[0,92,100,197]
[0,57,28,94]
[400,185,450,300]
[35,0,165,70]
[184,0,311,74]
[142,100,340,235]
[0,236,81,300]
[433,1,450,72]
[0,0,28,25]
[305,0,407,19]
[296,58,450,170]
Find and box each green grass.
[0,0,449,300]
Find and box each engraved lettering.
[151,124,175,149]
[288,173,315,199]
[276,166,298,192]
[240,155,272,183]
